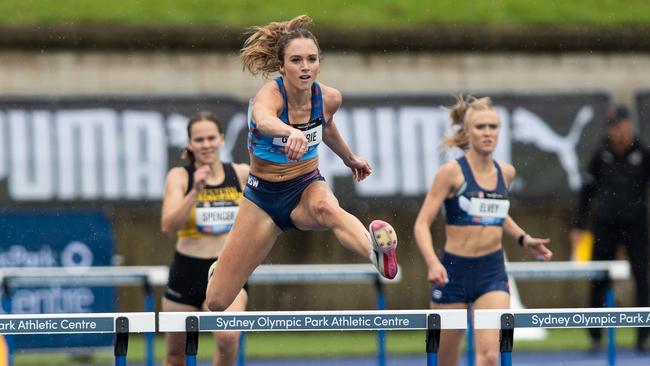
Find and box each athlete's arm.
[414,163,458,286]
[252,82,308,161]
[503,216,552,261]
[161,167,205,237]
[321,86,372,181]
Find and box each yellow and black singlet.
[176,162,243,239]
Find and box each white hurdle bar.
[159,310,466,366]
[0,312,155,366]
[506,260,630,280]
[475,307,650,366]
[0,266,168,366]
[0,266,169,287]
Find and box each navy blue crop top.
[443,156,510,226]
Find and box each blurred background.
[1,0,650,363]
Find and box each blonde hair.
[443,95,495,150]
[240,15,320,77]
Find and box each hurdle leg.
[466,304,474,366]
[237,332,246,366]
[2,280,13,366]
[114,317,129,366]
[185,316,199,366]
[142,280,154,366]
[375,278,386,366]
[498,314,514,366]
[426,314,441,366]
[605,288,616,366]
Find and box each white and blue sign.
[0,209,115,349]
[0,317,114,334]
[516,311,650,328]
[200,313,426,331]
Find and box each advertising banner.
[0,93,609,206]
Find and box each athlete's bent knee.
[216,331,240,352]
[205,296,228,312]
[477,350,499,366]
[312,199,339,227]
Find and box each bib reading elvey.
[467,194,510,219]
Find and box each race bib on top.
[196,202,238,234]
[273,119,323,147]
[467,197,510,218]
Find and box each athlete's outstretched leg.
[291,181,398,279]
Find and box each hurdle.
[0,266,167,366]
[159,309,466,366]
[247,264,399,366]
[475,307,650,366]
[0,312,154,366]
[463,260,630,366]
[0,263,398,366]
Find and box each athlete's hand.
[193,165,211,193]
[428,262,449,288]
[345,155,372,181]
[284,128,308,161]
[523,235,553,261]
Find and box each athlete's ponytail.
[240,15,320,77]
[443,95,494,150]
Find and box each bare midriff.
[176,234,227,259]
[250,155,319,182]
[443,225,503,257]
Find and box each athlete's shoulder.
[255,80,283,100]
[165,166,190,191]
[319,83,342,109]
[496,161,516,182]
[252,81,284,117]
[167,166,189,180]
[437,160,462,179]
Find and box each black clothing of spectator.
[572,105,650,351]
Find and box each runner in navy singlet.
[414,96,552,366]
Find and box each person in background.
[571,105,650,352]
[414,95,552,366]
[161,112,249,366]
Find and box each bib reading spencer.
[443,156,510,226]
[248,77,326,163]
[177,162,243,238]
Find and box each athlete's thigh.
[431,302,468,362]
[206,289,248,342]
[472,291,510,354]
[162,298,201,354]
[210,198,281,297]
[291,180,340,230]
